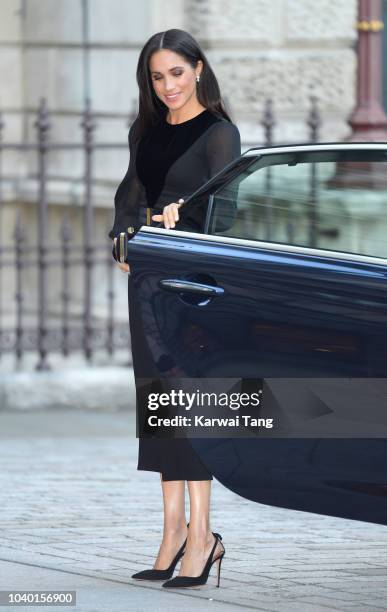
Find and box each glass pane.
[383,0,387,113]
[209,151,387,259]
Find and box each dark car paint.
[127,144,387,525]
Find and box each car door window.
[208,150,387,259]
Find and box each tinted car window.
[208,150,387,259]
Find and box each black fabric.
[128,274,214,482]
[136,109,221,207]
[109,109,241,480]
[108,120,147,241]
[108,109,241,242]
[150,113,241,222]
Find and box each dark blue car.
[126,143,387,525]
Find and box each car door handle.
[159,279,225,297]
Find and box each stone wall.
[186,0,357,144]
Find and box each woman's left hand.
[152,199,184,229]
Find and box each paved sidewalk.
[0,352,134,412]
[1,407,387,611]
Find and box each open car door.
[126,143,387,525]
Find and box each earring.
[196,74,200,83]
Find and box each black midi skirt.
[128,273,213,481]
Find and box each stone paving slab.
[1,408,387,611]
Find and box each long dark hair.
[135,29,231,138]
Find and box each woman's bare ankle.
[186,527,213,547]
[163,521,187,540]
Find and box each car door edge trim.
[138,226,387,267]
[244,143,387,156]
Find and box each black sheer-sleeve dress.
[108,108,241,481]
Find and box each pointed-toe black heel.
[131,527,188,581]
[162,532,225,589]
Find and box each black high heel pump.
[131,525,188,581]
[131,538,186,581]
[162,532,225,589]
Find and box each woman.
[109,28,241,588]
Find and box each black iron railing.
[0,98,137,370]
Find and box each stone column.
[348,0,387,140]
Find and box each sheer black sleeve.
[206,120,241,175]
[204,121,241,233]
[178,120,241,234]
[108,118,146,259]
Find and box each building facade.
[0,0,385,354]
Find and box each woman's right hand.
[117,261,130,273]
[113,237,130,273]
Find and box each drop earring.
[196,74,200,83]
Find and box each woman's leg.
[179,480,223,575]
[153,475,188,569]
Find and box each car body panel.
[126,143,387,524]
